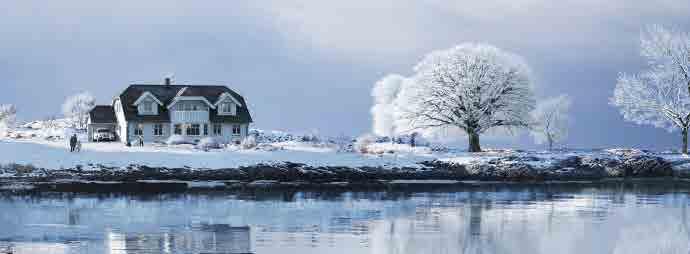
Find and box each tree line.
[372,25,690,154]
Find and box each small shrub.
[5,163,37,175]
[354,134,377,154]
[166,135,194,145]
[241,135,257,149]
[197,137,223,150]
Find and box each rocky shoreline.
[2,152,690,193]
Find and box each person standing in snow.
[69,134,77,152]
[75,139,82,152]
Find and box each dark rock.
[419,160,469,177]
[618,155,673,177]
[467,161,541,180]
[548,156,609,179]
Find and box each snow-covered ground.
[2,119,690,174]
[0,139,441,170]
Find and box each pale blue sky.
[1,0,689,149]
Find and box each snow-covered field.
[0,139,440,170]
[2,119,690,176]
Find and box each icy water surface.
[1,184,690,253]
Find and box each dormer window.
[214,92,242,116]
[133,91,162,116]
[143,102,153,112]
[219,102,235,115]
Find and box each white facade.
[114,95,250,145]
[114,99,128,143]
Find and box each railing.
[171,111,209,123]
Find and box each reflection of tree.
[682,195,690,239]
[68,208,81,225]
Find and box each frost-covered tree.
[0,104,17,137]
[406,43,535,152]
[530,95,571,150]
[371,74,405,138]
[62,92,95,130]
[610,25,690,154]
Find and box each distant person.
[69,134,77,152]
[138,136,144,147]
[75,139,82,152]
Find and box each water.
[1,184,690,254]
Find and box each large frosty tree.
[62,92,95,130]
[610,25,690,154]
[530,95,571,150]
[406,43,535,152]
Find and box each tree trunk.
[468,131,482,152]
[547,133,553,151]
[683,128,688,155]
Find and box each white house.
[88,78,253,145]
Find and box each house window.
[213,124,222,136]
[143,102,153,112]
[203,124,208,136]
[232,124,241,135]
[153,124,163,136]
[220,102,233,114]
[134,124,143,136]
[174,124,182,135]
[186,124,200,136]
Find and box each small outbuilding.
[87,105,118,142]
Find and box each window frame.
[153,124,164,136]
[219,102,234,115]
[143,102,153,112]
[213,124,222,136]
[134,124,144,136]
[232,124,241,136]
[203,124,208,136]
[174,124,182,135]
[186,124,201,136]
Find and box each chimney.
[164,77,171,86]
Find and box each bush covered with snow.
[241,135,257,149]
[365,142,433,155]
[166,135,195,145]
[197,137,223,150]
[353,134,377,154]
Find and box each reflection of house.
[88,77,253,145]
[196,224,251,254]
[107,225,252,254]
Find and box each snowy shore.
[2,137,690,192]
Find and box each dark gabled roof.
[89,105,116,123]
[117,84,253,123]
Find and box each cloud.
[249,0,690,62]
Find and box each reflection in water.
[106,224,250,254]
[1,184,690,253]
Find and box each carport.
[87,105,118,142]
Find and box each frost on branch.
[530,95,571,150]
[62,92,95,130]
[610,25,690,153]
